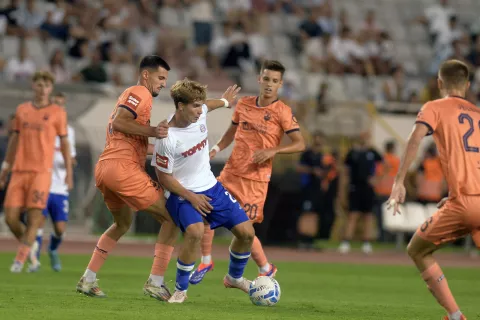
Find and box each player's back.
[223,96,299,182]
[99,85,152,167]
[418,96,480,197]
[13,102,67,173]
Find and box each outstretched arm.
[209,123,238,160]
[205,85,241,112]
[112,108,168,138]
[253,130,306,164]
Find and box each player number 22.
[224,191,237,203]
[458,113,480,153]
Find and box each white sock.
[226,274,243,282]
[449,311,463,320]
[259,263,271,274]
[201,255,212,264]
[83,269,96,282]
[149,274,164,287]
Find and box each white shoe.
[76,276,107,298]
[10,261,23,273]
[338,242,351,254]
[143,278,172,301]
[168,290,187,303]
[362,242,373,255]
[27,243,41,272]
[223,275,251,294]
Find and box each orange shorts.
[95,160,162,211]
[218,170,269,224]
[417,194,480,247]
[4,171,51,209]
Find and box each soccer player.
[76,55,178,299]
[31,92,77,272]
[189,60,306,284]
[152,79,254,303]
[0,71,73,273]
[388,59,474,320]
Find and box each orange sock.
[151,243,174,276]
[201,228,215,257]
[14,244,31,264]
[251,236,268,270]
[86,234,117,273]
[421,263,459,314]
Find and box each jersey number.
[224,191,237,203]
[244,203,258,220]
[458,113,480,153]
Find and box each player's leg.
[189,226,215,285]
[407,200,469,320]
[4,207,24,241]
[47,194,69,272]
[4,173,27,241]
[19,208,45,272]
[297,197,319,249]
[361,212,375,254]
[224,220,255,293]
[77,204,132,298]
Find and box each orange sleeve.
[280,105,300,134]
[231,107,240,125]
[118,86,150,119]
[55,108,68,137]
[12,109,21,133]
[415,102,439,136]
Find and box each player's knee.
[184,223,204,243]
[113,221,131,235]
[5,214,18,228]
[235,222,255,244]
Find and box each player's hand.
[253,149,277,164]
[437,197,448,209]
[188,193,213,216]
[209,149,217,160]
[387,182,406,215]
[221,84,242,108]
[65,173,74,191]
[156,120,169,139]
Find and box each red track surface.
[0,237,478,268]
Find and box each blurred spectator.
[382,67,410,102]
[320,150,339,241]
[40,0,71,41]
[244,15,268,70]
[374,31,395,75]
[0,0,20,35]
[304,33,328,72]
[296,131,325,250]
[189,0,215,60]
[316,82,329,113]
[373,140,399,242]
[415,0,454,44]
[339,132,382,254]
[421,76,441,102]
[299,9,323,41]
[360,9,380,39]
[129,18,158,61]
[75,48,108,83]
[416,143,446,204]
[467,36,480,68]
[327,26,355,74]
[317,2,335,36]
[45,49,71,84]
[12,0,46,37]
[4,38,36,82]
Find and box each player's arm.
[209,123,238,159]
[0,132,19,189]
[59,136,74,190]
[253,130,306,164]
[205,85,241,112]
[112,107,167,138]
[147,144,155,155]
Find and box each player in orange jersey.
[76,56,178,300]
[189,60,306,284]
[0,71,73,273]
[388,60,475,320]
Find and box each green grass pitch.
[0,252,479,320]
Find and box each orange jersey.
[223,96,300,182]
[374,152,400,196]
[98,85,153,167]
[12,102,67,173]
[416,96,480,198]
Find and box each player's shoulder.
[238,96,257,107]
[124,85,152,100]
[156,133,177,150]
[16,101,32,112]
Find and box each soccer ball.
[248,276,281,306]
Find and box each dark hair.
[260,60,286,77]
[439,59,469,90]
[385,140,396,152]
[139,55,171,72]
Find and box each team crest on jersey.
[43,114,49,121]
[200,124,206,133]
[264,111,271,121]
[156,154,169,169]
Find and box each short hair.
[438,59,469,90]
[139,55,170,72]
[312,130,324,138]
[32,71,55,84]
[170,78,207,109]
[53,91,66,98]
[385,140,396,152]
[260,60,286,77]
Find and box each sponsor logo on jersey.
[181,138,208,158]
[124,92,142,109]
[241,122,267,135]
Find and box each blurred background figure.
[416,143,446,205]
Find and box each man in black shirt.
[338,132,382,254]
[296,131,324,250]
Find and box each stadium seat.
[1,36,19,58]
[425,203,438,218]
[271,35,292,54]
[382,201,407,233]
[325,75,347,101]
[344,75,366,101]
[305,73,326,98]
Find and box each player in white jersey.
[151,79,255,303]
[30,92,76,272]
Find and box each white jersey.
[50,125,76,196]
[152,104,217,193]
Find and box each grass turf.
[0,252,479,320]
